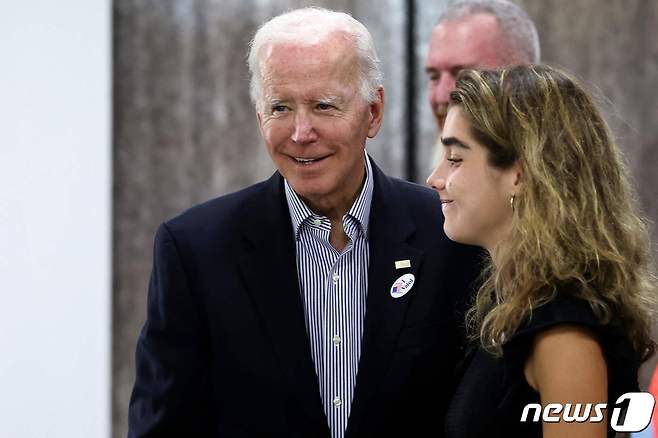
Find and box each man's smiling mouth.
[292,155,329,165]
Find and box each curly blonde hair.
[450,65,656,360]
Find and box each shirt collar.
[284,152,374,240]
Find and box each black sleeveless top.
[445,296,640,437]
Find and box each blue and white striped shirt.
[284,154,374,438]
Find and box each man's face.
[257,37,383,213]
[425,14,516,130]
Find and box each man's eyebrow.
[440,136,471,149]
[264,97,285,105]
[317,95,343,105]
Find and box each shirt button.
[313,218,322,226]
[332,335,342,346]
[333,397,342,407]
[332,272,339,284]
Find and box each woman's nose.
[426,165,446,191]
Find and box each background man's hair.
[438,0,540,64]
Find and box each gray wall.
[113,1,658,436]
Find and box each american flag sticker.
[390,273,415,298]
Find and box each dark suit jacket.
[128,161,482,437]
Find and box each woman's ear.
[511,160,524,191]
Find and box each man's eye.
[317,103,333,110]
[272,105,287,113]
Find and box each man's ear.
[367,87,385,138]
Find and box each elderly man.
[129,7,480,438]
[425,0,540,130]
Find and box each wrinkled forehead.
[259,35,360,83]
[428,14,518,69]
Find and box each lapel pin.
[390,273,415,299]
[395,259,411,269]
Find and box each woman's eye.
[272,105,287,113]
[447,158,462,166]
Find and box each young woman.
[427,65,656,437]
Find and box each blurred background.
[1,1,656,437]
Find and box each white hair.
[247,7,383,108]
[439,0,540,64]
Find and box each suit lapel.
[348,162,424,432]
[237,173,327,427]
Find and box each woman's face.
[426,106,521,252]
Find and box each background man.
[425,0,540,130]
[128,7,480,438]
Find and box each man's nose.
[430,74,456,107]
[291,111,318,144]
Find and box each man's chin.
[287,179,328,201]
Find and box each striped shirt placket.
[284,154,373,438]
